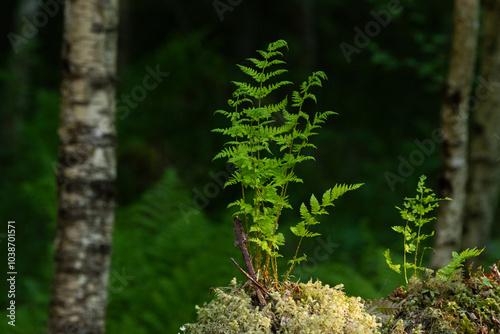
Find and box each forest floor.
[367,262,500,333]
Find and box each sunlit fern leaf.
[212,39,351,281]
[246,57,286,69]
[237,65,289,84]
[257,50,284,60]
[323,183,364,205]
[261,69,288,82]
[267,97,288,114]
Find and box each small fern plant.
[436,247,483,282]
[385,175,484,285]
[385,175,451,283]
[213,39,362,283]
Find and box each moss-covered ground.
[369,262,500,333]
[183,278,379,333]
[183,262,500,333]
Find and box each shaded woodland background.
[1,0,499,333]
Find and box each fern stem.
[404,221,409,284]
[413,187,424,279]
[284,236,304,282]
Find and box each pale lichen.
[183,279,379,333]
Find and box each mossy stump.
[370,264,500,333]
[182,278,379,334]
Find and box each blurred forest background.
[1,0,499,333]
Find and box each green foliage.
[0,88,61,334]
[376,264,500,333]
[213,39,362,281]
[437,248,483,282]
[286,183,363,279]
[107,169,236,334]
[385,175,451,283]
[0,3,483,333]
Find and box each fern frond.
[384,249,401,274]
[366,299,403,323]
[266,80,293,92]
[314,111,337,124]
[322,183,364,206]
[231,81,258,96]
[213,39,349,282]
[267,39,288,52]
[237,65,289,83]
[246,57,284,69]
[291,71,329,109]
[309,71,327,86]
[257,50,284,60]
[291,91,301,105]
[265,59,287,67]
[236,64,261,81]
[214,109,231,116]
[437,247,483,281]
[262,69,288,82]
[290,222,321,238]
[213,146,239,161]
[267,97,289,114]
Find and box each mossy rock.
[369,265,500,333]
[182,278,380,333]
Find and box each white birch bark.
[47,1,119,333]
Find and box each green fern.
[213,39,361,282]
[385,175,451,283]
[285,183,363,280]
[436,248,483,282]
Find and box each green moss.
[182,266,500,334]
[182,278,379,333]
[373,266,500,333]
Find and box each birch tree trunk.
[47,1,119,333]
[462,0,500,253]
[430,0,479,269]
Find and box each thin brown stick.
[233,216,258,280]
[231,259,268,291]
[233,216,267,306]
[231,258,267,306]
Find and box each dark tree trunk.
[431,0,480,269]
[462,0,500,254]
